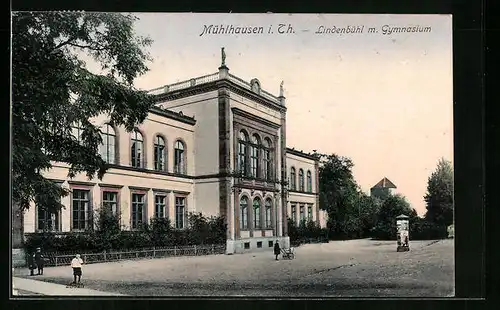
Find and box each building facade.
[22,59,326,254]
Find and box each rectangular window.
[268,240,274,248]
[300,205,305,222]
[308,205,313,221]
[244,242,250,249]
[250,146,259,178]
[291,204,297,225]
[175,196,186,229]
[155,195,166,218]
[37,207,60,232]
[72,189,91,230]
[238,142,246,175]
[257,241,262,248]
[131,193,145,229]
[102,191,118,216]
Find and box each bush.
[288,218,328,245]
[23,212,227,253]
[410,217,448,240]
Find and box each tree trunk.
[12,201,24,248]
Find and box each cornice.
[152,79,287,113]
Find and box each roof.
[371,177,397,189]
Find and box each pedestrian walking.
[274,240,281,261]
[33,248,45,275]
[27,252,36,276]
[71,254,84,285]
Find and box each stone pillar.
[314,158,321,225]
[278,94,288,237]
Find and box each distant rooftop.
[371,177,397,189]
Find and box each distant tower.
[370,177,397,200]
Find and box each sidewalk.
[12,277,125,296]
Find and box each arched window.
[240,196,249,230]
[307,170,312,192]
[238,131,248,175]
[299,169,305,191]
[265,198,272,228]
[253,197,261,229]
[131,130,143,168]
[290,167,296,190]
[100,124,116,164]
[154,135,166,171]
[250,134,260,178]
[263,138,272,180]
[174,140,185,174]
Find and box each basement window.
[244,242,250,249]
[257,241,262,248]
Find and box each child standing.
[33,248,45,275]
[71,254,84,284]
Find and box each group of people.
[27,248,84,285]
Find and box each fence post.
[211,244,215,254]
[83,254,87,263]
[174,246,177,256]
[153,247,156,258]
[136,251,139,258]
[55,257,58,267]
[194,245,197,256]
[104,250,107,261]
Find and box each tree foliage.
[371,194,417,240]
[12,12,155,214]
[318,153,379,239]
[424,158,454,227]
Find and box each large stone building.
[22,53,326,254]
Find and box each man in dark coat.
[34,248,45,275]
[27,252,36,276]
[273,240,281,261]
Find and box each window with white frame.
[250,134,260,178]
[131,130,144,168]
[263,138,272,180]
[253,197,261,229]
[131,193,145,229]
[307,170,312,192]
[72,189,91,230]
[265,198,272,228]
[240,196,249,230]
[71,121,85,144]
[308,205,313,221]
[174,140,185,174]
[291,204,297,225]
[238,131,248,176]
[99,124,116,164]
[37,207,60,232]
[155,195,166,218]
[290,167,296,190]
[102,191,118,216]
[299,205,305,222]
[154,135,166,171]
[175,196,186,228]
[299,169,305,191]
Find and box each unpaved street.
[14,239,454,297]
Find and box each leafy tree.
[424,158,454,226]
[356,192,381,236]
[318,154,361,238]
[12,12,155,220]
[372,194,416,240]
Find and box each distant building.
[370,177,397,200]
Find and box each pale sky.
[126,13,453,216]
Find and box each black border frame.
[7,0,487,309]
